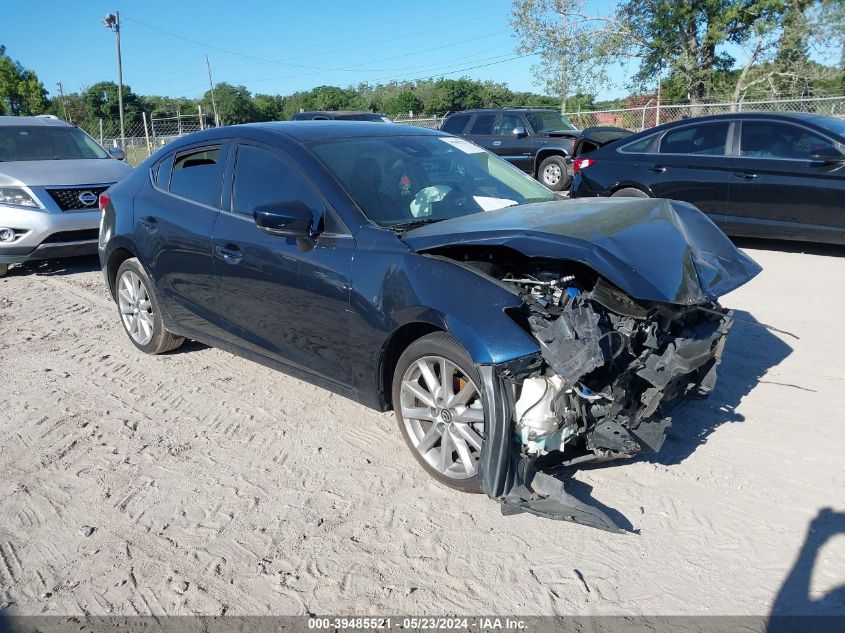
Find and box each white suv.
[0,115,133,276]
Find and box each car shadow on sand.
[5,254,101,277]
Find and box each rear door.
[641,120,734,221]
[726,119,845,239]
[212,141,355,386]
[490,112,534,173]
[134,143,227,333]
[462,112,499,153]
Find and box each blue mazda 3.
[99,121,760,530]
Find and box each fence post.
[142,112,152,158]
[99,119,104,145]
[150,116,157,146]
[198,105,205,131]
[177,108,183,137]
[641,105,647,131]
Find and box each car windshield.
[309,135,556,227]
[0,125,109,161]
[525,111,576,133]
[808,115,845,139]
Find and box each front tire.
[392,333,485,493]
[538,155,570,191]
[115,258,184,354]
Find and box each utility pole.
[103,11,125,149]
[56,82,69,121]
[205,54,219,127]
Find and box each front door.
[726,119,845,240]
[212,142,355,387]
[491,113,534,173]
[639,120,734,222]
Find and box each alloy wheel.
[399,355,485,480]
[118,270,154,345]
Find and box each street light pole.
[103,11,125,149]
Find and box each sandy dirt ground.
[0,242,843,617]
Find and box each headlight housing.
[0,186,41,209]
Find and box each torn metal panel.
[402,197,761,305]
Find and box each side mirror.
[512,126,527,138]
[809,146,845,164]
[108,147,126,161]
[253,202,319,238]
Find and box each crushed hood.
[0,159,133,187]
[402,197,761,305]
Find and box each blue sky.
[3,0,640,102]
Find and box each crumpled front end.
[475,266,735,532]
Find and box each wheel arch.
[105,244,139,300]
[378,321,445,411]
[534,148,570,176]
[608,182,654,197]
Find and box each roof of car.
[0,115,74,127]
[447,108,560,115]
[294,111,383,117]
[201,120,446,142]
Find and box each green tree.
[83,81,143,136]
[0,46,49,116]
[202,83,257,125]
[253,93,286,121]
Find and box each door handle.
[139,217,159,232]
[214,244,242,265]
[733,171,758,179]
[647,165,667,173]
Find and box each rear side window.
[740,120,831,160]
[660,122,729,155]
[620,133,659,154]
[441,114,470,134]
[169,147,222,207]
[469,114,496,135]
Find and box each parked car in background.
[99,121,759,530]
[290,111,393,122]
[0,115,132,276]
[571,112,845,245]
[441,108,580,191]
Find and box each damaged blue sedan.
[99,122,760,531]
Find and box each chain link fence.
[564,95,845,131]
[85,113,216,166]
[392,113,445,129]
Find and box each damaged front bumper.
[476,299,733,533]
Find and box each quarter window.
[441,114,471,134]
[469,114,496,135]
[740,121,831,160]
[621,133,659,154]
[169,147,222,207]
[660,122,729,155]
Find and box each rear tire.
[538,155,570,191]
[392,332,485,493]
[115,258,184,355]
[611,187,649,198]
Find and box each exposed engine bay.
[502,264,730,464]
[450,251,734,531]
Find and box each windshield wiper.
[386,217,445,232]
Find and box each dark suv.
[441,109,580,190]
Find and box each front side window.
[740,120,832,160]
[498,114,525,135]
[469,114,496,135]
[441,114,471,134]
[660,122,729,155]
[169,147,222,207]
[308,135,556,227]
[524,111,576,133]
[0,125,109,161]
[232,145,341,232]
